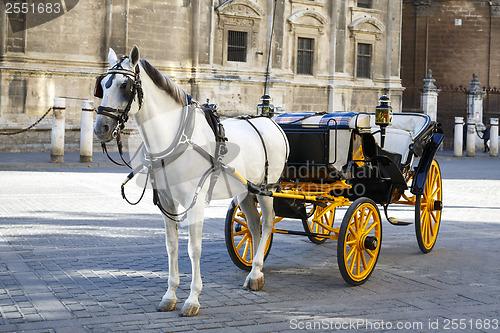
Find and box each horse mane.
[140,59,188,106]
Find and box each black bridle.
[94,56,144,167]
[94,56,144,134]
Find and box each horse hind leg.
[157,203,180,312]
[239,194,271,291]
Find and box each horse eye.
[120,82,127,89]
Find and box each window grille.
[227,30,247,62]
[297,37,314,75]
[357,0,372,8]
[357,43,372,79]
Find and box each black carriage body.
[275,111,443,206]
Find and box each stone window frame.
[215,0,264,68]
[287,9,328,77]
[348,16,385,81]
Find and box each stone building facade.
[401,0,500,147]
[0,0,403,151]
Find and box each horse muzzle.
[94,113,118,142]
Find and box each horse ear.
[108,48,118,67]
[129,45,140,68]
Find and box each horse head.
[93,45,142,142]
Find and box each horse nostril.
[102,124,110,133]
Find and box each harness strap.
[152,164,217,222]
[146,103,195,163]
[243,117,269,185]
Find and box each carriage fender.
[410,133,444,195]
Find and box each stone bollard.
[491,118,499,157]
[80,100,94,163]
[421,69,440,122]
[51,98,66,163]
[454,117,463,157]
[466,117,476,157]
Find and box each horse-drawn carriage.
[225,106,444,285]
[94,46,444,316]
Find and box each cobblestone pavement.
[0,151,500,332]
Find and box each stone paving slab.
[0,151,500,332]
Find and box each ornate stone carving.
[287,9,328,34]
[215,0,265,19]
[423,69,439,92]
[413,0,432,17]
[348,16,385,40]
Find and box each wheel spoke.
[233,230,246,237]
[358,208,365,230]
[348,225,358,237]
[242,238,250,260]
[235,234,248,251]
[431,186,441,199]
[354,212,360,232]
[355,251,361,276]
[348,250,356,272]
[365,220,378,234]
[431,219,440,237]
[430,169,438,189]
[346,239,357,246]
[361,251,368,270]
[425,217,431,244]
[346,244,356,261]
[420,214,428,238]
[362,210,373,231]
[365,248,375,258]
[234,218,248,228]
[420,208,427,223]
[430,210,438,223]
[250,238,254,260]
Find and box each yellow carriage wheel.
[337,198,382,286]
[302,204,335,244]
[224,199,273,271]
[415,159,442,253]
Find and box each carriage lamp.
[257,94,274,117]
[375,95,393,148]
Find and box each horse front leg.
[157,200,180,312]
[240,194,273,291]
[180,201,205,317]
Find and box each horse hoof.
[243,275,264,291]
[180,302,200,317]
[157,299,177,312]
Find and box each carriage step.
[383,205,412,226]
[387,217,412,226]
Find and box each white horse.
[93,46,288,316]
